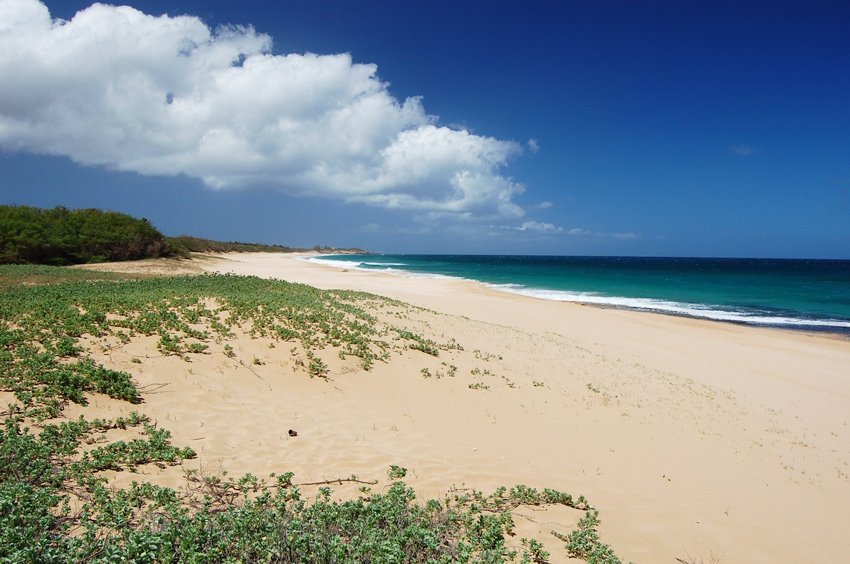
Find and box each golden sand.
[79,252,850,562]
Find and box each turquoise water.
[309,255,850,333]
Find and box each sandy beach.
[79,252,850,562]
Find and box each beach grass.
[0,265,622,562]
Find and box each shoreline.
[304,253,850,338]
[208,251,850,341]
[202,252,850,562]
[201,253,850,418]
[77,252,850,562]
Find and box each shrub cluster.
[164,235,366,258]
[0,204,365,265]
[0,205,168,265]
[163,235,298,257]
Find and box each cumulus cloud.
[516,221,563,234]
[534,201,554,209]
[527,138,539,154]
[0,0,525,219]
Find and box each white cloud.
[527,138,539,154]
[568,227,639,240]
[0,0,525,219]
[516,221,563,233]
[609,231,639,240]
[534,200,553,209]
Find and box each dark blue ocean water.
[309,255,850,333]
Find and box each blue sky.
[1,0,848,258]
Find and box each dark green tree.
[0,205,168,265]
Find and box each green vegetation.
[163,235,300,257]
[0,205,365,266]
[0,205,168,265]
[0,263,127,290]
[0,265,623,562]
[165,234,365,257]
[553,511,622,562]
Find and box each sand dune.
[82,252,850,562]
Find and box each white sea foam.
[302,257,365,269]
[303,256,407,269]
[303,256,850,331]
[490,285,850,329]
[305,256,470,282]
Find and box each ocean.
[308,254,850,334]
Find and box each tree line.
[0,205,365,265]
[0,205,168,265]
[164,235,297,256]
